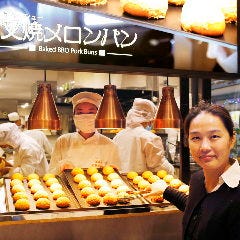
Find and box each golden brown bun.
[28,179,41,188]
[14,199,30,211]
[102,166,115,175]
[168,0,185,6]
[107,172,120,181]
[10,179,23,188]
[11,184,25,194]
[148,175,160,183]
[80,187,95,198]
[49,183,63,193]
[56,196,70,208]
[142,171,153,179]
[71,167,84,176]
[13,192,28,202]
[180,0,226,37]
[103,193,118,205]
[27,173,40,181]
[11,173,24,181]
[73,173,86,183]
[169,178,182,189]
[33,190,49,200]
[43,173,55,182]
[127,171,138,180]
[52,190,66,200]
[150,195,164,203]
[122,1,167,19]
[98,186,112,197]
[181,22,226,37]
[91,173,103,182]
[36,198,51,209]
[77,180,92,190]
[87,167,98,176]
[138,179,150,190]
[45,178,59,187]
[61,0,107,6]
[30,184,44,194]
[157,170,168,179]
[86,193,101,206]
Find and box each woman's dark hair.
[184,100,234,146]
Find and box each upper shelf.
[37,0,237,49]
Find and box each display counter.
[0,206,183,240]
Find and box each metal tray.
[121,174,171,208]
[4,177,80,214]
[62,169,150,211]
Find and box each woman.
[146,101,240,240]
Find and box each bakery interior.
[0,0,238,239]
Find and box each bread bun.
[148,175,160,183]
[11,184,25,194]
[138,179,150,190]
[36,198,51,209]
[43,173,55,182]
[110,179,124,189]
[27,173,40,181]
[14,198,30,211]
[157,170,168,179]
[86,193,101,206]
[169,178,182,189]
[71,167,84,176]
[91,173,103,182]
[13,192,28,202]
[103,193,118,205]
[98,186,112,197]
[163,174,174,183]
[181,0,225,36]
[11,173,24,181]
[102,166,115,175]
[10,179,23,188]
[33,190,49,200]
[80,187,95,198]
[52,190,66,200]
[150,195,164,203]
[56,196,71,208]
[45,178,59,187]
[87,166,98,176]
[127,171,138,180]
[77,180,92,190]
[49,183,63,193]
[30,184,44,194]
[73,173,87,183]
[28,179,41,188]
[220,0,237,23]
[121,0,168,19]
[142,171,153,179]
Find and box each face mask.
[73,114,96,133]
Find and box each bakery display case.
[0,0,238,239]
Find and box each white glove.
[144,179,168,197]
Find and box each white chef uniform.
[113,98,174,174]
[0,123,49,177]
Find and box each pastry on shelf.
[98,186,112,197]
[132,175,144,185]
[45,177,59,187]
[87,166,98,176]
[28,179,41,188]
[80,186,95,198]
[163,174,174,183]
[149,194,164,203]
[148,175,160,183]
[142,170,153,180]
[49,183,63,193]
[30,184,44,194]
[60,0,107,6]
[90,172,103,182]
[11,184,26,194]
[180,0,226,37]
[77,180,92,190]
[169,178,182,189]
[120,0,168,19]
[94,179,108,189]
[178,184,189,194]
[110,179,124,189]
[103,193,118,205]
[220,0,237,23]
[157,169,168,179]
[138,179,151,190]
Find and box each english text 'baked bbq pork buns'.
[61,0,107,6]
[180,0,226,37]
[121,0,168,19]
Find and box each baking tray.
[62,169,150,211]
[4,177,80,214]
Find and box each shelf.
[36,0,237,49]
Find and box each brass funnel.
[95,84,126,129]
[28,79,61,130]
[154,86,182,129]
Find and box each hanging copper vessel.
[154,86,182,129]
[95,84,126,129]
[28,72,61,130]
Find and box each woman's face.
[188,112,236,172]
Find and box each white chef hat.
[126,98,157,127]
[71,92,102,111]
[8,112,20,122]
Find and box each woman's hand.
[144,179,168,197]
